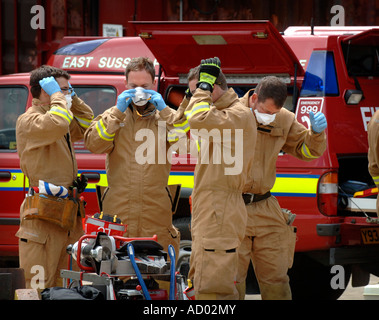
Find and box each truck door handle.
[0,171,11,182]
[81,172,101,183]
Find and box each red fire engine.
[1,21,379,299]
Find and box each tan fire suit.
[236,90,327,300]
[84,102,186,256]
[368,109,379,214]
[15,92,94,289]
[186,88,256,300]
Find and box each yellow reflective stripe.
[173,119,190,133]
[271,176,318,195]
[80,172,318,199]
[168,128,187,142]
[168,133,179,142]
[372,176,379,186]
[0,171,25,190]
[8,172,326,201]
[184,103,210,120]
[200,73,217,84]
[75,115,93,129]
[78,172,108,191]
[49,106,73,124]
[196,139,201,152]
[168,174,194,189]
[301,143,318,159]
[83,171,194,191]
[95,119,115,142]
[75,172,318,198]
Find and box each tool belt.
[23,193,84,231]
[242,191,271,205]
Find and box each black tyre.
[174,217,191,240]
[176,239,192,280]
[288,253,351,300]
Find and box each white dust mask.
[254,109,276,125]
[65,94,72,110]
[132,87,151,106]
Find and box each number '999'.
[300,105,319,114]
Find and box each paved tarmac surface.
[246,275,379,300]
[338,275,379,300]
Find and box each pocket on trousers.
[16,227,48,245]
[168,225,180,239]
[287,226,297,268]
[280,209,297,268]
[198,237,239,294]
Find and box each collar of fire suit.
[130,102,156,119]
[213,88,239,110]
[240,90,253,108]
[31,98,51,113]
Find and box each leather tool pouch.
[24,194,78,231]
[78,199,86,219]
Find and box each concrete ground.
[245,275,379,300]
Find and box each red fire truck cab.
[1,21,379,300]
[281,26,379,298]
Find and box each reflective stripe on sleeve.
[49,106,73,124]
[75,115,93,129]
[95,119,115,141]
[173,119,190,133]
[373,175,379,186]
[184,102,210,120]
[168,128,187,142]
[301,143,319,159]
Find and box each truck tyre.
[176,239,192,280]
[173,217,191,240]
[173,217,192,279]
[288,253,351,300]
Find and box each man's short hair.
[254,76,287,108]
[30,65,70,99]
[187,65,228,91]
[125,57,155,82]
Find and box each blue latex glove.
[309,111,327,133]
[144,90,167,111]
[68,81,75,97]
[116,89,136,112]
[39,76,61,96]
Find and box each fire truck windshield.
[55,39,109,55]
[342,44,379,77]
[300,51,339,97]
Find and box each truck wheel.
[288,253,351,300]
[176,239,192,280]
[173,217,191,240]
[173,217,192,279]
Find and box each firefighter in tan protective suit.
[16,65,94,289]
[367,110,379,215]
[84,57,184,257]
[185,58,256,300]
[236,76,328,300]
